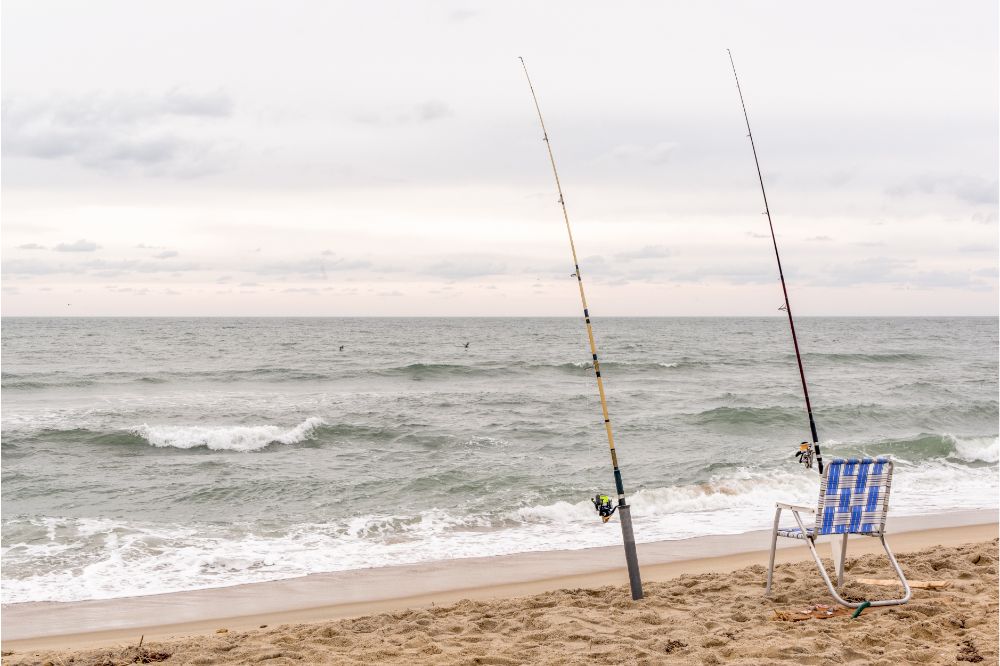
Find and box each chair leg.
[765,506,781,596]
[865,535,912,607]
[836,532,848,587]
[804,535,859,608]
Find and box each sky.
[2,1,997,316]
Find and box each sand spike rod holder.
[519,57,643,601]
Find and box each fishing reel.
[592,494,618,523]
[795,441,815,470]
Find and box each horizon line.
[2,314,997,319]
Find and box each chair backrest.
[814,457,893,536]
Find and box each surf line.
[518,57,643,601]
[727,49,824,475]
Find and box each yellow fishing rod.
[519,57,643,601]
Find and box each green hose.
[851,601,871,618]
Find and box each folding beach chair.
[766,457,911,608]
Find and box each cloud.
[596,141,677,166]
[54,239,100,252]
[2,90,236,177]
[909,270,993,290]
[812,257,994,290]
[17,243,46,250]
[414,100,451,122]
[614,245,671,260]
[886,173,999,205]
[103,137,179,165]
[161,90,232,117]
[448,9,479,21]
[671,263,775,285]
[153,250,179,259]
[256,257,371,277]
[1,259,65,275]
[422,258,508,279]
[1,257,199,276]
[88,259,199,273]
[828,170,856,187]
[354,100,453,126]
[818,257,912,286]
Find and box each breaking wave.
[129,418,326,452]
[821,433,999,464]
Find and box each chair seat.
[777,526,814,539]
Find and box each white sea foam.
[948,434,999,463]
[2,458,996,604]
[130,418,324,452]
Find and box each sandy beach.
[3,519,996,665]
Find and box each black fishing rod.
[727,49,824,475]
[519,57,643,600]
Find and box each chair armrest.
[775,502,815,513]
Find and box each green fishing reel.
[592,494,618,523]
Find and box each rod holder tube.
[618,504,643,600]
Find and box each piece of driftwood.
[857,578,952,590]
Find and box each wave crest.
[948,434,999,463]
[825,432,1000,464]
[129,418,325,452]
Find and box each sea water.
[1,317,997,603]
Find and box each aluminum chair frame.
[765,458,911,608]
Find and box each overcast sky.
[2,1,997,316]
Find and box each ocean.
[1,317,997,604]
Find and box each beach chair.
[765,457,911,608]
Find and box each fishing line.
[519,57,643,600]
[727,49,824,474]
